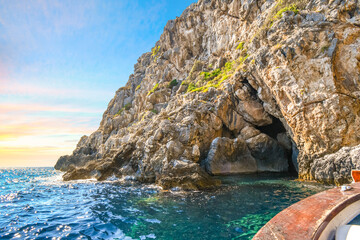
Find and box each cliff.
[55,0,360,189]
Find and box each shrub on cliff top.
[151,46,160,57]
[151,46,161,63]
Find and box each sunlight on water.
[0,168,327,239]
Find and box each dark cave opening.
[240,78,298,175]
[256,117,286,139]
[256,117,298,175]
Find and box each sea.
[0,167,327,240]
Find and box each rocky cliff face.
[55,0,360,189]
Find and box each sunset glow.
[0,0,196,167]
[0,102,100,166]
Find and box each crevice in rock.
[289,142,299,175]
[221,124,237,139]
[225,13,240,19]
[241,78,259,101]
[347,8,356,18]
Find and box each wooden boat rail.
[253,182,360,240]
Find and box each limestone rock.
[246,134,289,172]
[310,145,360,185]
[240,126,260,140]
[205,137,257,175]
[55,0,360,188]
[158,159,220,190]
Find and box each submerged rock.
[55,0,360,188]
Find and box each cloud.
[0,146,74,167]
[0,102,103,114]
[0,105,98,167]
[0,82,114,100]
[0,146,60,153]
[0,100,100,166]
[0,100,103,142]
[0,119,97,140]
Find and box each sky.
[0,0,197,167]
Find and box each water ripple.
[0,168,327,240]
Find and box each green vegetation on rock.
[147,83,159,96]
[168,79,178,88]
[270,0,307,22]
[236,41,245,50]
[321,45,330,53]
[252,0,308,41]
[274,4,298,20]
[200,68,221,81]
[114,102,132,117]
[151,46,160,57]
[124,102,132,110]
[151,45,161,62]
[187,82,197,92]
[114,108,124,117]
[185,55,249,93]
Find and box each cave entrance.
[256,117,286,139]
[256,116,298,175]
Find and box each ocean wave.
[0,167,326,240]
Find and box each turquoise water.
[349,215,360,225]
[0,168,327,239]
